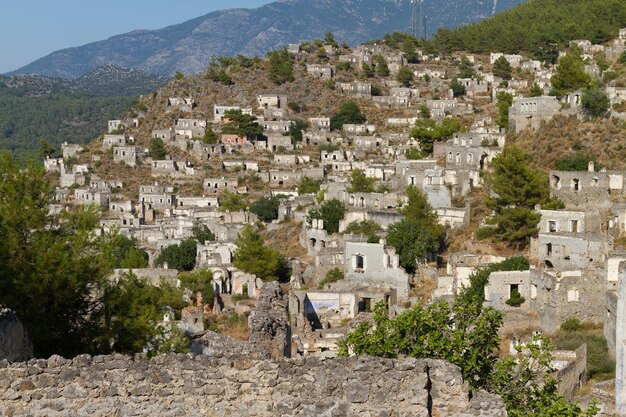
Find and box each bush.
[560,317,583,331]
[318,268,345,288]
[505,288,526,307]
[155,239,197,271]
[178,269,215,307]
[308,199,345,234]
[250,196,282,223]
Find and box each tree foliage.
[298,176,321,195]
[342,220,382,243]
[219,189,247,212]
[458,256,530,306]
[550,53,592,96]
[149,137,167,159]
[178,269,215,307]
[154,238,197,271]
[492,56,513,80]
[497,92,514,129]
[222,109,263,139]
[450,79,466,97]
[308,199,345,234]
[554,152,602,172]
[396,66,414,87]
[429,0,626,62]
[111,235,149,269]
[192,223,215,243]
[410,117,462,155]
[386,187,445,272]
[581,88,610,118]
[347,169,376,193]
[330,101,366,131]
[233,225,290,282]
[267,49,294,84]
[482,147,563,244]
[249,195,283,223]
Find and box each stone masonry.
[0,354,507,417]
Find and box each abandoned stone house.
[220,134,248,146]
[213,105,252,123]
[336,81,372,98]
[166,97,195,112]
[287,43,300,54]
[139,184,176,210]
[457,78,489,97]
[343,240,411,296]
[426,99,457,117]
[266,134,294,152]
[151,159,179,176]
[175,118,207,139]
[489,53,523,67]
[548,168,624,210]
[44,157,63,173]
[176,196,219,209]
[109,200,134,215]
[152,128,175,141]
[61,142,83,159]
[353,135,384,148]
[74,187,111,209]
[372,95,410,109]
[257,94,287,109]
[113,146,142,166]
[306,64,335,79]
[308,117,331,131]
[203,177,235,193]
[102,134,132,150]
[343,123,376,135]
[107,118,138,133]
[508,96,561,133]
[263,120,291,134]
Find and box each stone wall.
[0,354,507,417]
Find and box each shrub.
[505,288,526,307]
[318,268,345,288]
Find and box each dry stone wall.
[0,307,33,363]
[0,354,507,417]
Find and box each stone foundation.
[0,354,507,417]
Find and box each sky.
[0,0,273,73]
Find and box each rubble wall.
[0,354,507,417]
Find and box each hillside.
[430,0,626,60]
[9,0,525,79]
[0,66,170,156]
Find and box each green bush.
[318,268,345,288]
[505,288,526,307]
[560,317,583,331]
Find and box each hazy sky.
[0,0,274,73]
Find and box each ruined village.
[3,21,626,417]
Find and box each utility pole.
[411,0,418,38]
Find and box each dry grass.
[262,219,310,260]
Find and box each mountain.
[0,65,170,156]
[10,0,525,79]
[0,65,170,98]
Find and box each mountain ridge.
[9,0,525,79]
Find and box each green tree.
[496,92,514,129]
[457,56,476,78]
[308,199,346,234]
[178,269,215,306]
[411,117,462,154]
[192,223,215,243]
[318,267,344,288]
[386,186,444,272]
[340,299,599,417]
[233,225,290,281]
[324,32,337,45]
[298,176,321,195]
[222,109,264,140]
[330,101,366,131]
[551,54,591,95]
[267,49,294,84]
[529,83,543,97]
[342,220,382,243]
[373,55,390,76]
[396,66,414,87]
[554,152,601,171]
[149,137,167,159]
[405,147,427,160]
[203,124,219,144]
[482,147,562,245]
[38,138,58,160]
[0,153,113,357]
[100,272,187,354]
[111,234,149,269]
[174,71,184,80]
[250,195,282,222]
[219,189,247,212]
[289,119,309,145]
[450,79,467,97]
[154,238,197,271]
[347,169,376,192]
[361,62,375,78]
[581,87,610,118]
[492,56,512,80]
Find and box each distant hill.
[430,0,626,60]
[9,0,525,79]
[0,65,170,156]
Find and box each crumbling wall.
[0,307,33,362]
[0,354,507,417]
